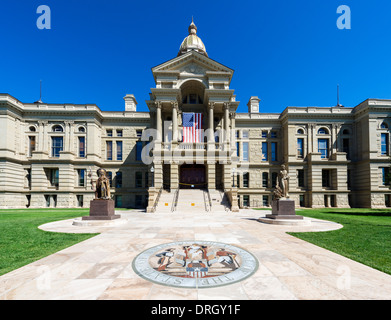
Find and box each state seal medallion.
[132,241,258,288]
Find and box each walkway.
[1,209,391,300]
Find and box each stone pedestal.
[82,199,120,220]
[266,199,303,220]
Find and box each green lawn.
[0,208,98,276]
[287,208,391,275]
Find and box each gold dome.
[178,19,208,57]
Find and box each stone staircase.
[154,188,231,213]
[208,189,231,213]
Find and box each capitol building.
[1,20,391,211]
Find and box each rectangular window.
[236,142,240,157]
[318,139,329,159]
[381,133,389,155]
[272,172,278,188]
[262,172,268,188]
[136,130,142,138]
[77,195,83,207]
[115,171,122,188]
[135,195,143,208]
[135,171,142,188]
[28,136,36,157]
[78,137,85,158]
[243,172,249,188]
[297,138,304,158]
[51,137,63,157]
[262,142,268,161]
[116,141,123,161]
[271,142,277,161]
[261,131,267,138]
[385,195,391,208]
[262,195,269,207]
[116,129,123,137]
[107,171,113,187]
[299,195,305,207]
[381,167,390,186]
[47,168,59,188]
[106,141,113,160]
[136,141,143,161]
[270,131,277,138]
[242,130,249,139]
[298,169,304,188]
[322,169,331,188]
[78,169,85,187]
[242,142,249,161]
[243,195,250,207]
[115,195,123,208]
[106,129,113,137]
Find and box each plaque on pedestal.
[266,199,303,220]
[82,199,120,220]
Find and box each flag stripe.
[183,112,202,143]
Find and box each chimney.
[124,94,137,112]
[247,96,260,113]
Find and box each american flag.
[182,113,203,143]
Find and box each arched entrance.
[180,164,206,189]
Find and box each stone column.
[37,121,44,152]
[170,161,179,190]
[156,101,162,142]
[172,102,178,143]
[207,103,215,151]
[224,103,230,144]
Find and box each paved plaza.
[1,209,391,300]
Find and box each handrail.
[203,189,210,212]
[171,188,179,213]
[152,186,163,213]
[207,189,212,211]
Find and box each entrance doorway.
[180,164,206,189]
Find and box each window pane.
[79,137,85,158]
[243,142,249,161]
[297,138,304,158]
[52,137,63,157]
[106,141,113,160]
[116,171,122,188]
[381,133,388,155]
[262,172,268,188]
[262,142,268,161]
[271,142,277,161]
[136,141,143,161]
[117,141,123,161]
[318,139,329,158]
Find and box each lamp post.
[232,167,236,188]
[150,166,155,188]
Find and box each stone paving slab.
[1,209,391,300]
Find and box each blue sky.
[0,0,390,113]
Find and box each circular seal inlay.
[132,241,258,288]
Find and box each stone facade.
[1,21,391,210]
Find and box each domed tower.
[178,18,208,57]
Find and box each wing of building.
[1,20,391,210]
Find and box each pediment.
[152,51,234,76]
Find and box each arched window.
[29,126,36,132]
[52,125,63,133]
[297,128,304,135]
[78,126,86,133]
[342,129,350,135]
[318,127,329,135]
[381,122,389,129]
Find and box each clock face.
[132,240,258,288]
